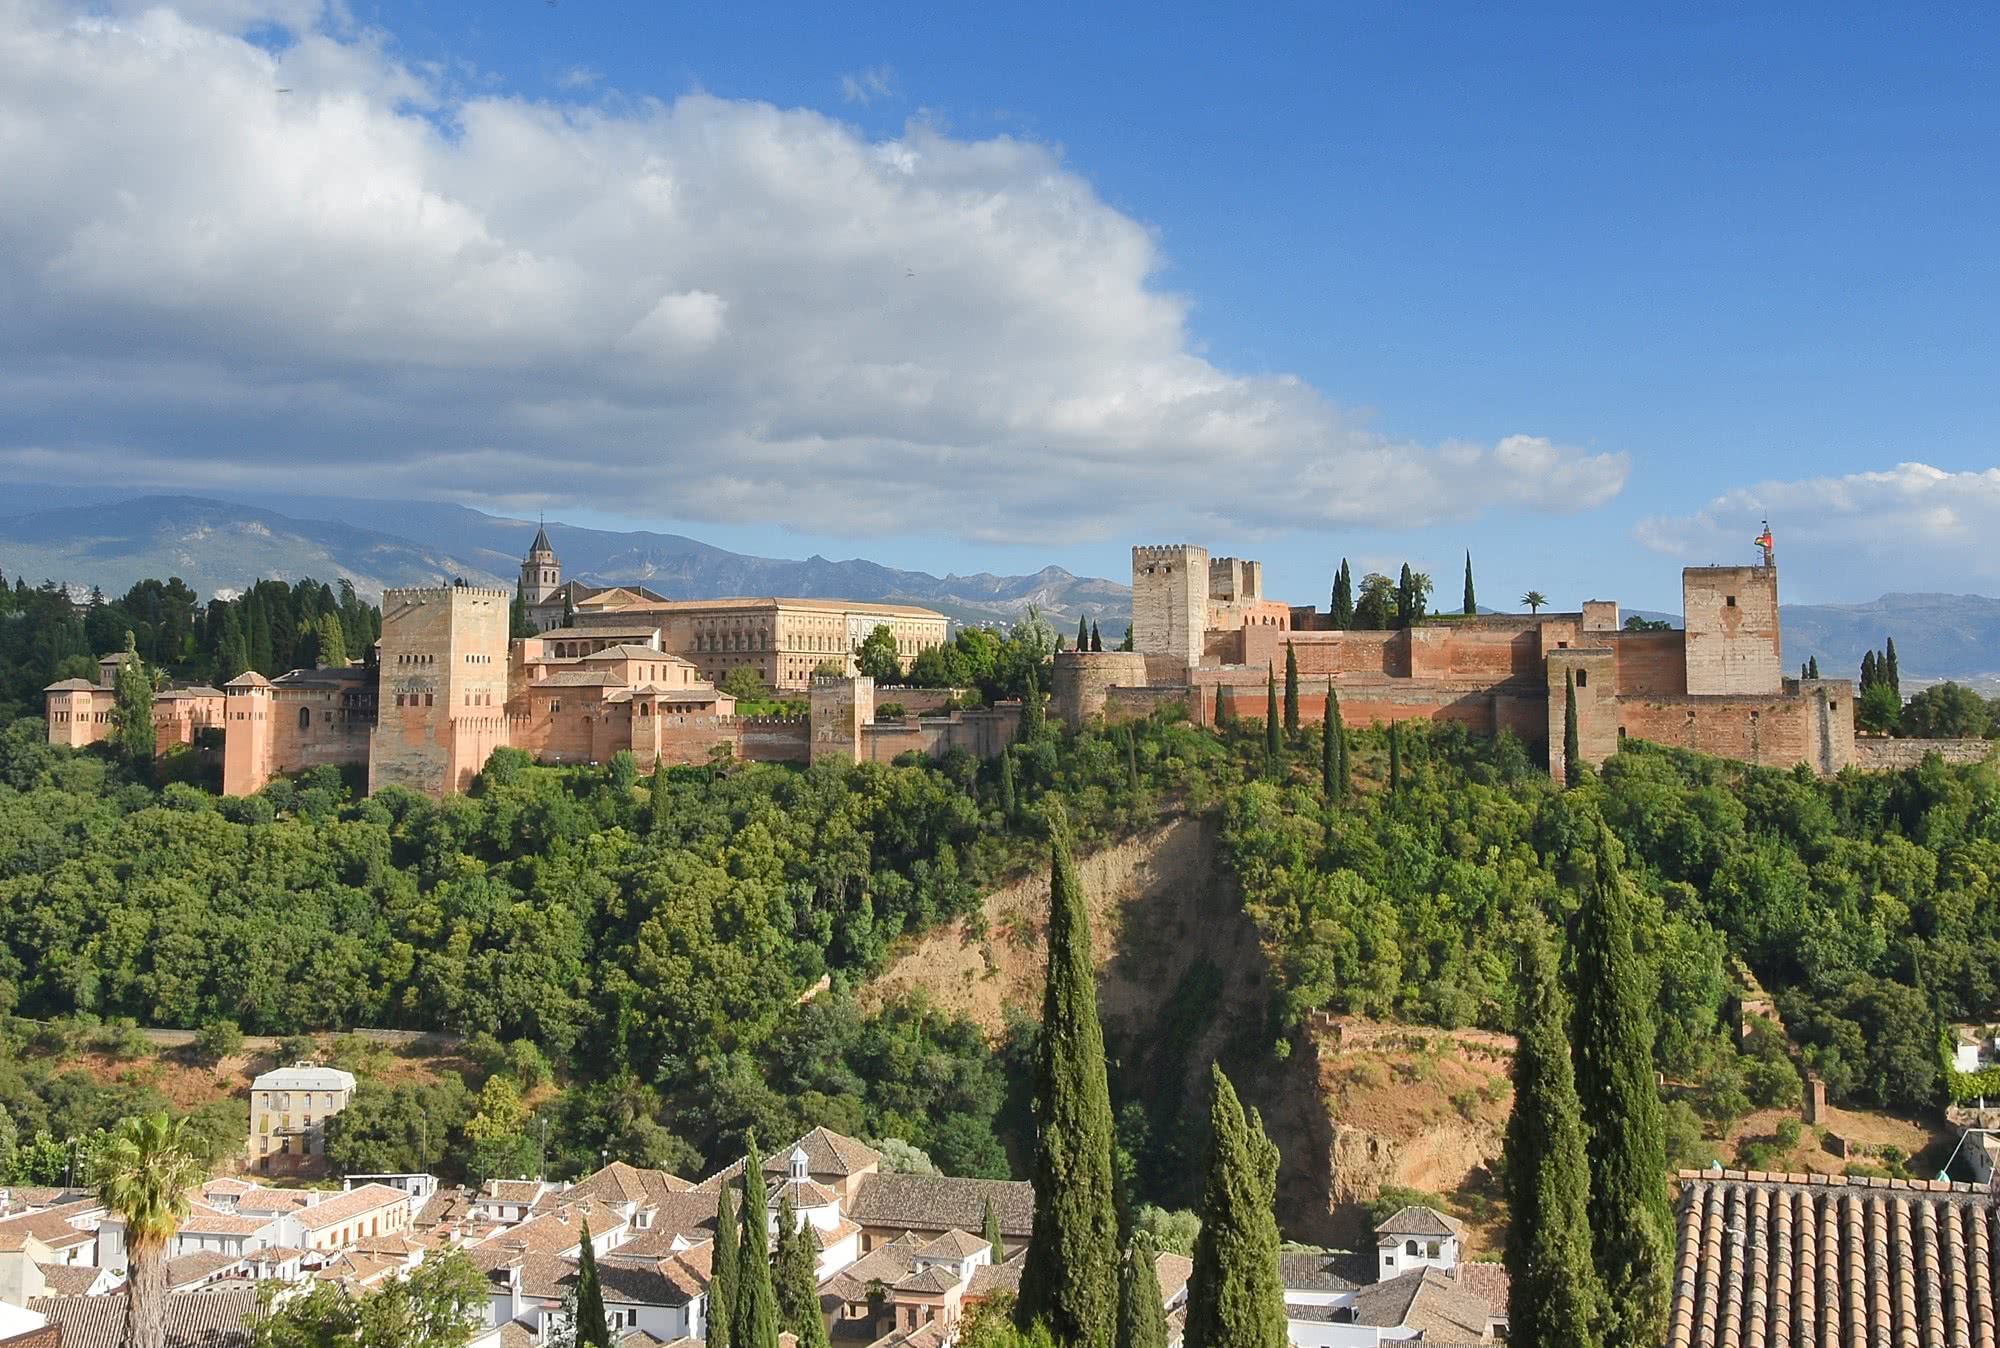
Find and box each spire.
[530,518,555,558]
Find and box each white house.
[1373,1206,1461,1278]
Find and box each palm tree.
[95,1113,204,1348]
[1521,591,1549,615]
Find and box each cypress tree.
[1563,669,1581,789]
[773,1192,822,1342]
[1021,667,1045,736]
[982,1197,1004,1262]
[1282,643,1300,737]
[1078,615,1091,650]
[113,632,155,767]
[1117,1233,1169,1348]
[651,755,672,833]
[1503,920,1605,1348]
[1388,722,1401,794]
[1885,636,1900,697]
[1124,730,1140,792]
[734,1138,781,1348]
[708,1183,737,1348]
[1320,688,1338,804]
[1807,655,1820,680]
[1183,1067,1287,1348]
[1091,621,1104,653]
[1264,665,1280,764]
[1395,563,1414,629]
[1331,561,1354,629]
[562,587,577,628]
[1860,649,1877,690]
[1016,804,1119,1348]
[1572,827,1672,1348]
[248,598,273,674]
[575,1219,612,1348]
[1214,684,1228,728]
[1119,625,1134,651]
[999,748,1018,821]
[1463,551,1477,616]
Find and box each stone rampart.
[1053,651,1150,728]
[1852,737,1996,771]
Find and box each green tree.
[1857,681,1902,733]
[1322,688,1346,803]
[1077,616,1091,651]
[562,588,577,628]
[774,1193,824,1346]
[983,1196,1004,1261]
[93,1113,204,1348]
[1503,920,1604,1348]
[1016,805,1119,1348]
[1282,643,1300,738]
[721,666,769,702]
[857,626,904,682]
[734,1137,781,1348]
[1117,1233,1169,1348]
[113,632,155,765]
[316,613,347,668]
[1388,722,1401,794]
[191,1020,243,1065]
[1885,636,1900,697]
[1264,667,1280,765]
[1564,669,1581,788]
[1806,655,1820,679]
[651,756,672,832]
[1899,682,1990,738]
[248,597,274,673]
[1861,649,1878,689]
[709,1182,738,1348]
[1396,564,1415,629]
[1124,730,1140,793]
[510,576,536,640]
[1021,667,1044,737]
[1522,591,1549,615]
[1214,685,1229,727]
[1182,1067,1285,1348]
[1330,560,1354,629]
[1118,625,1134,652]
[1091,622,1103,653]
[1354,573,1395,630]
[248,1248,487,1348]
[999,748,1018,820]
[575,1219,612,1348]
[1463,551,1476,616]
[1572,828,1671,1348]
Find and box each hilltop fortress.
[1052,541,1857,777]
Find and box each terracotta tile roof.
[1278,1250,1362,1294]
[823,1234,926,1303]
[1453,1260,1509,1321]
[914,1229,989,1260]
[695,1127,882,1193]
[293,1183,408,1232]
[233,1188,313,1215]
[415,1185,472,1229]
[0,1202,99,1252]
[1669,1170,2000,1348]
[1,1188,87,1212]
[29,1286,258,1348]
[0,1325,60,1348]
[35,1262,105,1295]
[1373,1205,1464,1239]
[967,1253,1025,1300]
[845,1174,1033,1240]
[178,1202,271,1237]
[894,1264,963,1296]
[767,1177,840,1211]
[550,1162,695,1212]
[165,1251,245,1289]
[43,678,99,691]
[1347,1267,1492,1339]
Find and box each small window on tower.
[1576,670,1587,688]
[1726,595,1737,607]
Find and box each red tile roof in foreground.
[1670,1168,2000,1348]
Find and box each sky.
[1,2,1995,612]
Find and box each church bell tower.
[521,524,560,606]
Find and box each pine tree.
[1021,667,1045,736]
[1282,643,1300,737]
[1563,669,1581,788]
[708,1183,737,1348]
[1396,564,1414,629]
[575,1219,612,1348]
[1264,666,1280,765]
[1183,1067,1286,1348]
[1117,1233,1169,1348]
[1885,637,1900,697]
[1017,804,1119,1348]
[1388,722,1401,794]
[1463,551,1477,616]
[982,1197,1004,1262]
[999,748,1018,821]
[113,631,155,767]
[1321,688,1338,805]
[1078,615,1091,650]
[1572,827,1671,1348]
[1331,561,1354,629]
[1503,920,1605,1348]
[734,1138,781,1348]
[1091,622,1103,653]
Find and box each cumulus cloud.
[1636,462,2000,593]
[839,64,895,105]
[557,64,600,91]
[0,2,1629,544]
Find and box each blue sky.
[3,2,1995,611]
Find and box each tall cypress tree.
[1503,921,1604,1348]
[1563,670,1581,788]
[1183,1067,1286,1348]
[1124,730,1140,792]
[1463,551,1477,616]
[982,1197,1004,1262]
[1117,1233,1169,1348]
[1395,564,1414,629]
[1078,615,1091,650]
[1807,655,1820,680]
[1860,649,1877,690]
[1021,667,1045,736]
[113,632,155,767]
[247,597,273,674]
[1017,804,1119,1348]
[1572,827,1671,1348]
[574,1219,612,1348]
[1388,722,1401,794]
[999,748,1018,820]
[1091,621,1103,653]
[1885,636,1900,697]
[734,1138,781,1348]
[1331,561,1354,629]
[1214,685,1228,728]
[1321,688,1338,804]
[1282,643,1300,737]
[773,1192,823,1344]
[1264,667,1281,765]
[650,755,672,833]
[708,1182,737,1348]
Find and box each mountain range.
[2,492,1997,682]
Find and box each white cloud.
[557,64,600,91]
[0,2,1629,545]
[839,64,895,105]
[1636,462,2000,594]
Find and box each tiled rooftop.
[1670,1169,2000,1348]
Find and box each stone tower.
[1682,563,1781,696]
[370,585,512,797]
[521,524,561,606]
[1131,545,1209,672]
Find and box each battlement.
[382,584,512,602]
[1132,544,1207,564]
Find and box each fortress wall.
[1853,737,1996,770]
[261,691,373,778]
[1612,631,1689,696]
[859,709,1019,763]
[1617,692,1818,771]
[1100,686,1192,725]
[1242,627,1406,677]
[1548,649,1620,776]
[1053,651,1151,728]
[1203,629,1246,666]
[1204,677,1544,739]
[870,686,965,715]
[739,719,811,763]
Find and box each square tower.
[370,585,513,796]
[1682,565,1781,696]
[1132,545,1209,671]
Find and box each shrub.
[192,1020,244,1065]
[277,1035,318,1064]
[505,1039,552,1089]
[1774,1118,1802,1149]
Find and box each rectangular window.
[1726,595,1737,607]
[1576,670,1587,688]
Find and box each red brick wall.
[1612,632,1688,696]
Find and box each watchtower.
[370,585,512,796]
[1682,563,1781,696]
[1131,545,1208,671]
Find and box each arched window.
[1405,1240,1418,1255]
[298,706,311,731]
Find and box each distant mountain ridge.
[2,493,1996,678]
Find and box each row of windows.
[464,653,495,664]
[395,653,435,665]
[393,693,436,708]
